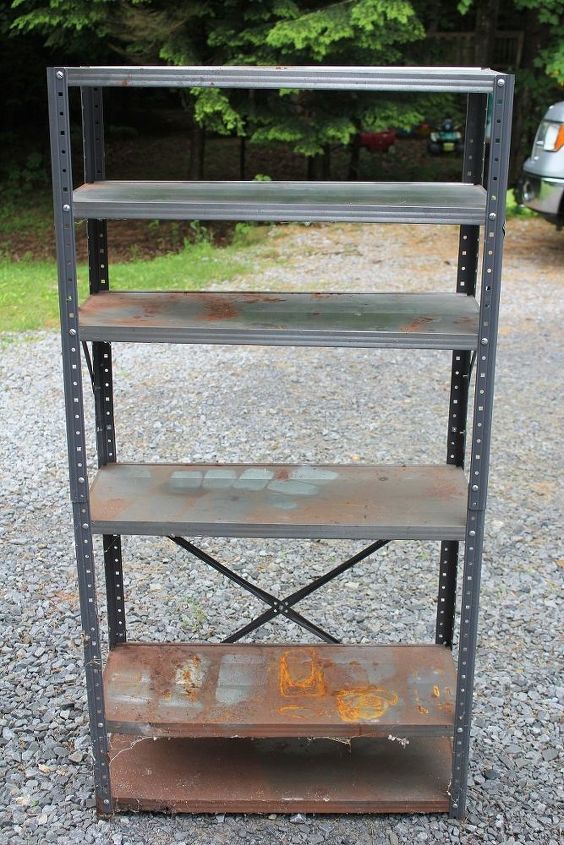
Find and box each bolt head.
[481,338,488,345]
[472,484,479,491]
[489,212,496,220]
[497,78,505,87]
[69,328,77,336]
[78,477,85,484]
[56,70,64,79]
[63,204,71,212]
[469,530,476,536]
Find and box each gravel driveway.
[0,217,562,844]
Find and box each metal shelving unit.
[47,64,513,819]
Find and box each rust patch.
[404,316,434,333]
[432,685,441,698]
[437,702,453,714]
[200,295,239,322]
[175,655,203,700]
[336,687,399,722]
[274,467,290,481]
[96,497,129,520]
[417,704,429,715]
[279,648,325,698]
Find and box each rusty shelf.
[79,291,479,350]
[108,735,451,814]
[72,180,487,225]
[89,463,468,540]
[104,643,455,738]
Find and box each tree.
[10,0,427,178]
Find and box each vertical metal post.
[81,86,126,649]
[436,93,487,648]
[450,75,514,818]
[47,68,113,813]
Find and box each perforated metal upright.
[48,65,513,820]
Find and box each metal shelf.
[72,181,487,224]
[105,642,455,739]
[89,463,468,540]
[49,65,515,818]
[67,64,499,94]
[79,291,479,350]
[109,735,451,814]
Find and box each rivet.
[82,523,89,529]
[489,212,496,220]
[69,328,77,336]
[56,70,64,79]
[469,530,476,536]
[63,204,71,212]
[481,338,488,345]
[497,78,505,87]
[472,484,479,491]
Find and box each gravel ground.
[0,217,562,845]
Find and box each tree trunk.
[508,11,544,185]
[474,0,499,67]
[322,144,331,180]
[347,133,361,181]
[239,136,246,180]
[189,126,206,180]
[307,154,323,180]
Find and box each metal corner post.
[47,68,113,813]
[80,85,126,649]
[450,74,514,818]
[436,92,488,648]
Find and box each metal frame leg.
[81,85,126,650]
[450,76,514,818]
[48,68,112,813]
[436,93,488,648]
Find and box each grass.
[0,229,268,333]
[506,188,534,219]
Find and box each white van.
[516,101,564,229]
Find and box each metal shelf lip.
[110,734,451,814]
[79,291,479,350]
[72,181,487,225]
[105,642,456,739]
[89,463,468,540]
[65,64,499,93]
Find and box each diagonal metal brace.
[224,538,390,642]
[169,535,339,643]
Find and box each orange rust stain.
[432,685,441,698]
[274,467,290,481]
[404,316,434,332]
[278,704,311,719]
[200,295,239,322]
[417,704,430,715]
[336,686,398,722]
[279,648,326,698]
[438,701,454,714]
[175,655,203,700]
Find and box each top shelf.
[64,65,502,93]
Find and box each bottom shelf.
[109,735,452,814]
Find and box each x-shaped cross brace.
[169,535,390,643]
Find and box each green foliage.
[267,0,424,61]
[192,88,245,135]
